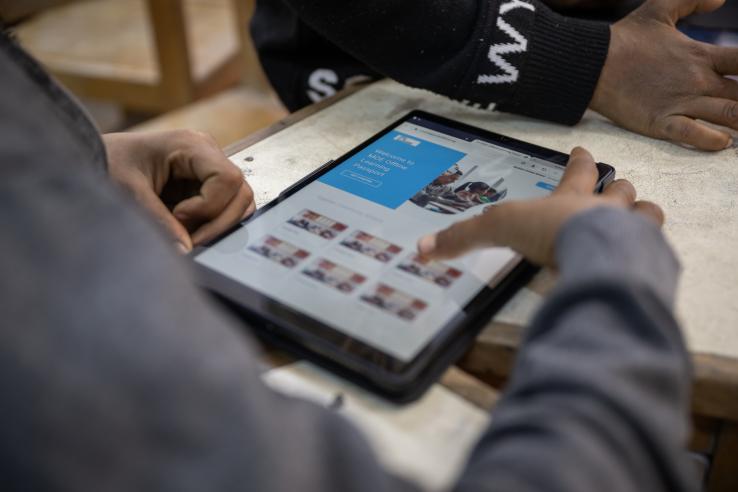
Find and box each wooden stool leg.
[707,421,738,492]
[147,0,194,110]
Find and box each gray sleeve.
[0,153,418,491]
[455,207,697,492]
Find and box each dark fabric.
[494,9,611,125]
[250,0,381,111]
[252,0,610,124]
[1,31,695,492]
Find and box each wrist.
[495,7,610,125]
[589,21,626,116]
[556,207,681,307]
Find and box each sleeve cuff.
[555,207,681,307]
[496,8,610,125]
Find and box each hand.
[417,147,664,267]
[104,130,255,252]
[591,0,738,151]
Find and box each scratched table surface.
[226,79,738,365]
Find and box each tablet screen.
[195,114,566,362]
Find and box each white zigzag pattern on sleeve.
[477,0,535,85]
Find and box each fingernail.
[174,212,189,221]
[418,234,437,256]
[176,242,190,254]
[726,139,734,150]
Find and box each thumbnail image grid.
[287,209,348,240]
[340,230,403,263]
[360,283,428,322]
[302,258,367,294]
[248,235,310,269]
[397,254,463,288]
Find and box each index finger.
[554,147,599,196]
[417,203,516,260]
[417,213,495,261]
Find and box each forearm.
[455,208,695,492]
[281,0,610,124]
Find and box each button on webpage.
[340,170,382,188]
[536,181,556,191]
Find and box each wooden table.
[226,80,738,491]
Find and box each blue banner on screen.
[319,131,467,209]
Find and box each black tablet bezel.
[192,110,615,400]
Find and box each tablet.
[193,110,615,401]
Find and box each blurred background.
[10,0,288,147]
[7,0,737,149]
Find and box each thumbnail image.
[360,284,428,322]
[340,230,403,263]
[410,163,508,215]
[397,254,463,288]
[287,209,348,240]
[302,259,367,294]
[248,235,310,269]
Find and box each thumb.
[648,0,725,22]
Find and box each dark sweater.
[252,0,610,124]
[0,31,696,492]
